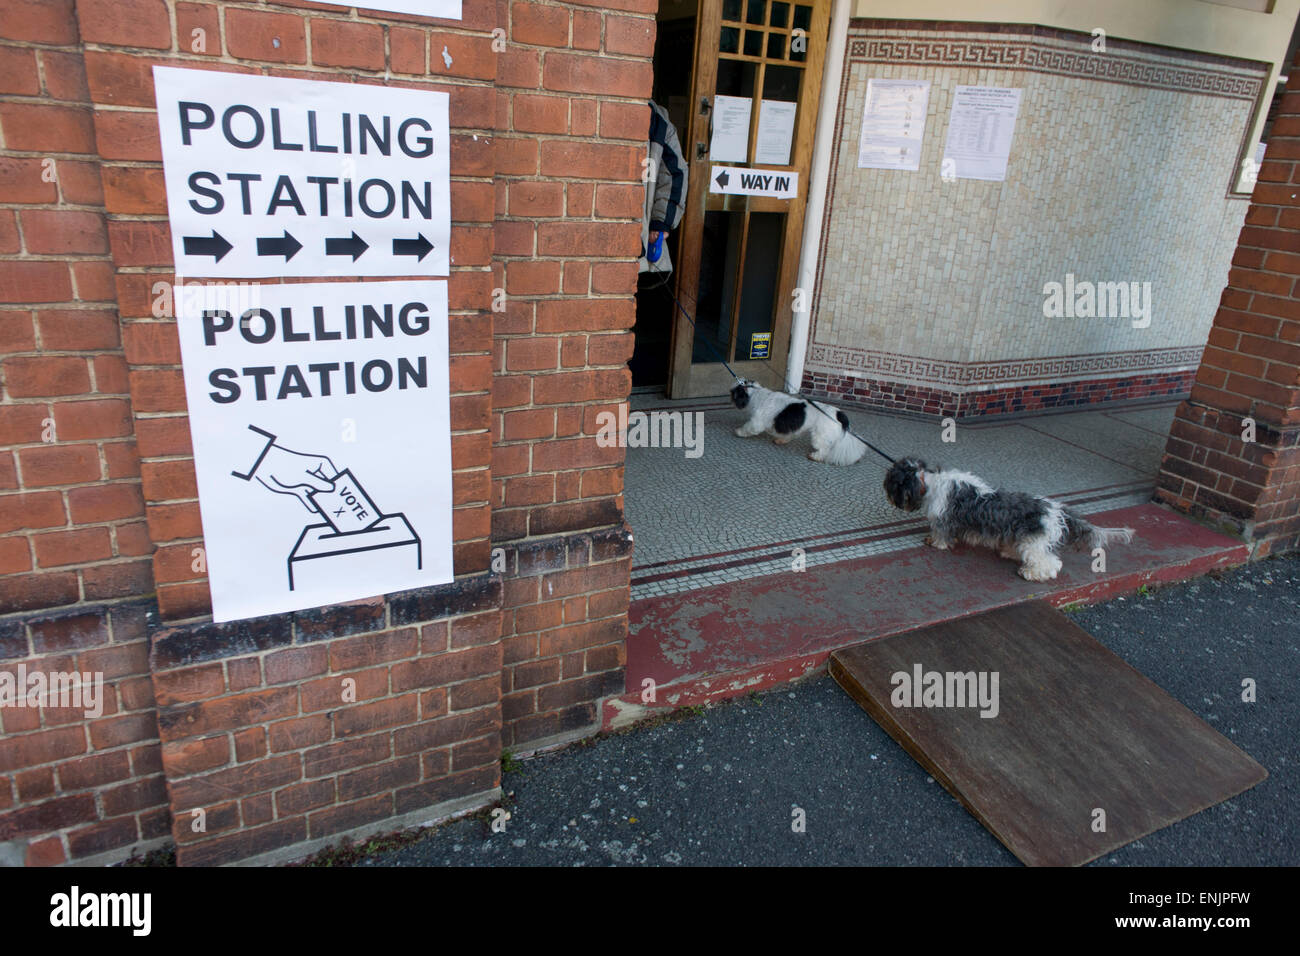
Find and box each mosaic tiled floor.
[623,391,1178,600]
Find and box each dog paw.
[1017,565,1058,582]
[925,536,950,550]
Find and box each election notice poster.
[941,85,1022,182]
[175,280,454,622]
[153,67,451,278]
[857,78,930,171]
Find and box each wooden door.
[667,0,830,398]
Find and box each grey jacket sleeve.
[649,102,688,233]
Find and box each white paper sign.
[942,85,1022,182]
[755,100,797,166]
[709,165,798,199]
[154,67,451,278]
[175,280,453,622]
[331,0,461,17]
[858,78,930,171]
[710,94,752,163]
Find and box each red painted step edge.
[603,504,1247,731]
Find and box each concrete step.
[604,503,1248,730]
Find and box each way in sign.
[718,170,792,192]
[709,165,798,199]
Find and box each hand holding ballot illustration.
[228,424,422,593]
[231,424,338,514]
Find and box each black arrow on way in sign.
[325,232,369,261]
[256,230,302,261]
[392,234,433,261]
[183,231,233,262]
[715,170,730,188]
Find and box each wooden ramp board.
[829,601,1267,866]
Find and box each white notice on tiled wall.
[942,86,1022,182]
[858,78,930,171]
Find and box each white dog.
[883,457,1135,582]
[730,381,867,465]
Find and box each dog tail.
[1085,523,1136,549]
[1064,509,1134,549]
[820,410,868,465]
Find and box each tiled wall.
[807,21,1270,414]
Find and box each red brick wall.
[1,0,651,865]
[152,582,501,866]
[1156,57,1300,556]
[804,369,1196,420]
[490,0,651,748]
[499,523,630,748]
[0,600,166,865]
[0,0,150,615]
[0,0,168,869]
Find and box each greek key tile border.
[804,344,1205,390]
[846,31,1267,102]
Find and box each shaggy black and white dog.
[883,457,1135,581]
[730,381,867,465]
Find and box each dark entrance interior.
[630,0,697,389]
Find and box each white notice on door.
[857,78,930,171]
[710,95,752,163]
[942,85,1022,182]
[153,67,451,278]
[754,100,797,166]
[175,280,454,622]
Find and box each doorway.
[631,0,831,398]
[630,1,697,389]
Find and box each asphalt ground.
[352,553,1300,867]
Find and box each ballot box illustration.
[287,469,422,591]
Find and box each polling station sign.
[176,280,454,622]
[153,67,450,278]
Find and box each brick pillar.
[1155,58,1300,556]
[490,0,653,750]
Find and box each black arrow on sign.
[325,232,369,261]
[183,231,233,262]
[392,234,434,261]
[715,170,730,188]
[256,230,303,261]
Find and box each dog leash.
[653,280,897,465]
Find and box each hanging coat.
[640,100,689,275]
